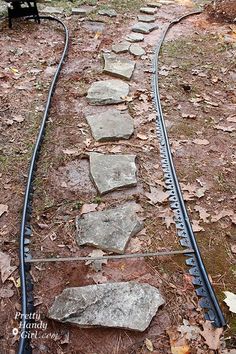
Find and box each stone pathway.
[51,2,164,332]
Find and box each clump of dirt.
[206,0,236,22]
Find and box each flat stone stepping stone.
[147,2,162,7]
[112,41,130,53]
[129,44,146,57]
[71,6,94,16]
[140,7,157,14]
[103,53,135,81]
[86,109,134,141]
[76,205,143,253]
[132,22,159,34]
[81,21,105,32]
[48,282,165,331]
[125,32,144,42]
[98,8,117,17]
[89,152,137,194]
[138,14,156,22]
[41,6,64,14]
[87,80,129,105]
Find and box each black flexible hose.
[18,16,69,354]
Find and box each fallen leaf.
[0,204,8,217]
[80,203,98,215]
[231,245,236,254]
[0,252,17,283]
[192,139,209,145]
[214,125,236,132]
[0,287,14,298]
[200,320,223,350]
[227,116,236,123]
[137,133,148,140]
[211,209,234,222]
[224,291,236,313]
[205,100,219,107]
[178,319,200,340]
[145,186,169,204]
[89,273,108,284]
[195,187,207,198]
[167,328,190,354]
[157,207,175,229]
[13,115,24,123]
[194,205,210,223]
[145,338,154,352]
[192,219,204,232]
[85,250,107,272]
[181,113,196,119]
[127,237,142,253]
[62,148,79,155]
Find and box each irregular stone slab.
[103,53,135,81]
[71,6,94,16]
[76,205,143,253]
[138,14,156,22]
[147,2,162,7]
[132,22,159,34]
[125,32,144,42]
[129,44,146,57]
[41,6,64,14]
[81,21,105,32]
[112,41,130,54]
[98,9,117,17]
[86,109,134,141]
[90,153,137,194]
[140,7,157,14]
[87,80,129,105]
[48,282,165,331]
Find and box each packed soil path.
[0,0,235,353]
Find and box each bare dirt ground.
[0,0,236,353]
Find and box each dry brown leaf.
[194,205,210,223]
[167,328,190,354]
[13,115,24,123]
[80,203,98,215]
[200,320,223,350]
[157,207,175,229]
[227,116,236,123]
[137,133,148,141]
[211,209,234,222]
[145,186,169,204]
[195,187,207,198]
[89,273,108,284]
[178,319,200,340]
[231,245,236,254]
[192,139,209,145]
[181,113,196,119]
[62,148,79,155]
[0,251,17,283]
[0,204,8,217]
[192,219,204,232]
[145,338,154,352]
[85,250,107,272]
[0,287,14,298]
[214,125,236,132]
